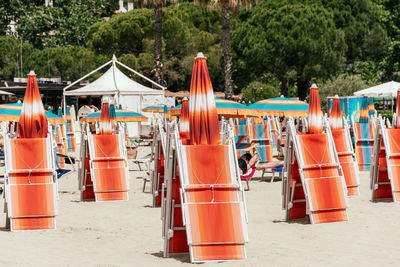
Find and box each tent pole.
[116,60,166,90]
[63,94,66,118]
[63,59,112,91]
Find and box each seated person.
[238,152,284,174]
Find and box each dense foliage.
[0,0,400,100]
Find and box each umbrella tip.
[280,95,284,98]
[335,94,339,98]
[28,70,35,76]
[311,83,318,89]
[196,52,206,59]
[183,97,188,101]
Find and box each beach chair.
[174,123,248,262]
[267,117,279,149]
[353,120,375,171]
[78,125,95,201]
[282,119,348,224]
[240,167,256,191]
[4,134,58,230]
[330,119,360,196]
[370,117,400,201]
[161,123,189,257]
[86,126,129,201]
[151,120,167,207]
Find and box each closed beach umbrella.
[18,71,48,138]
[189,52,220,145]
[329,97,343,130]
[368,98,376,116]
[359,97,369,123]
[179,97,190,142]
[307,84,323,134]
[99,98,112,135]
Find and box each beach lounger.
[353,121,375,171]
[282,119,348,224]
[370,117,400,201]
[151,121,167,207]
[330,119,360,196]
[161,123,189,257]
[174,126,248,262]
[86,129,129,201]
[78,125,95,201]
[4,134,58,230]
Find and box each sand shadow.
[148,251,190,263]
[143,205,153,208]
[273,217,310,225]
[370,199,393,203]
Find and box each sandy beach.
[0,148,399,267]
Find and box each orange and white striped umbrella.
[307,84,323,134]
[329,97,342,130]
[395,90,400,128]
[189,53,220,145]
[18,71,48,138]
[99,98,112,135]
[179,97,190,143]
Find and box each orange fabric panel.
[8,138,56,230]
[9,184,55,218]
[92,134,121,158]
[90,134,128,201]
[12,217,55,231]
[169,229,189,253]
[386,129,400,200]
[191,244,245,262]
[305,177,347,211]
[186,202,246,245]
[184,145,233,186]
[296,133,347,223]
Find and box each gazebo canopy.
[354,81,400,98]
[63,55,165,97]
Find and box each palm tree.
[134,0,176,87]
[196,0,253,99]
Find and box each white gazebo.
[354,81,400,98]
[63,55,166,135]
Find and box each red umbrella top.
[307,84,323,134]
[396,90,400,128]
[99,98,112,135]
[329,97,342,130]
[18,71,48,138]
[189,53,220,145]
[179,97,190,143]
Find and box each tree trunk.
[281,78,288,97]
[153,3,163,86]
[296,78,309,100]
[221,1,233,99]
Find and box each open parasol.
[249,96,309,117]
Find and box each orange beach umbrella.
[99,98,112,135]
[189,53,220,145]
[395,90,400,128]
[18,71,48,138]
[307,84,323,134]
[330,97,342,130]
[179,97,190,143]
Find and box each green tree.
[195,0,254,99]
[233,1,347,100]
